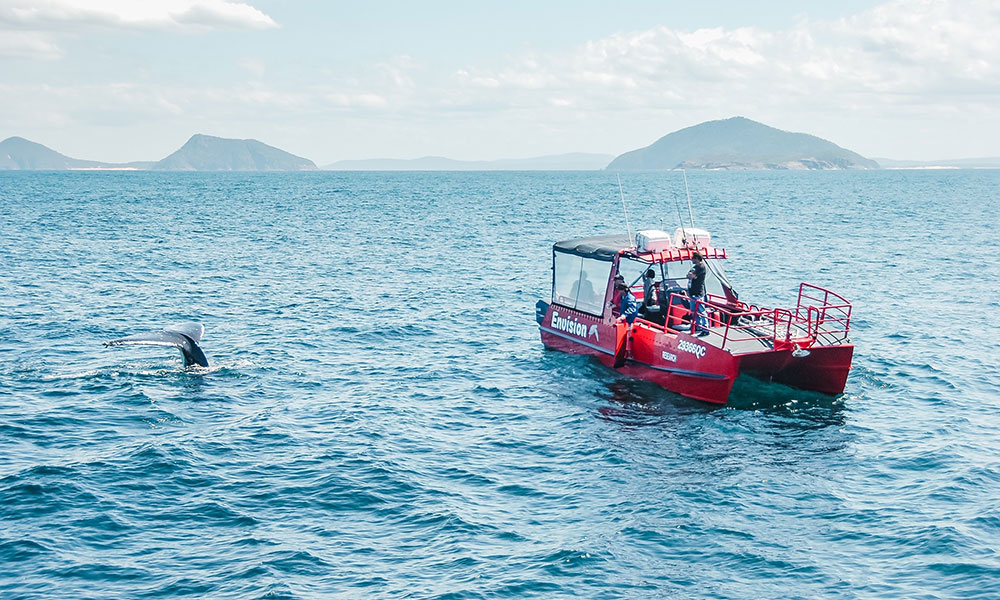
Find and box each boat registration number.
[677,339,706,359]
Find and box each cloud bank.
[451,0,999,115]
[0,0,277,57]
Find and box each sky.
[1,0,998,164]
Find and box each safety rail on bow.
[662,282,852,351]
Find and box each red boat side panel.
[737,344,854,395]
[539,304,618,359]
[769,345,853,395]
[623,323,739,404]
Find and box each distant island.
[0,136,151,170]
[0,134,316,171]
[607,117,879,170]
[3,119,998,171]
[154,134,316,171]
[324,153,614,171]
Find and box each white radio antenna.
[683,169,696,230]
[617,172,633,243]
[671,186,686,245]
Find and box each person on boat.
[570,270,597,306]
[616,280,639,325]
[640,268,666,325]
[610,275,626,314]
[687,252,709,336]
[642,269,657,307]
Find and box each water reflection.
[595,379,716,428]
[726,375,848,430]
[596,375,848,434]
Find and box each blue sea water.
[0,169,998,599]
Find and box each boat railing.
[664,283,852,350]
[795,282,852,338]
[625,246,727,263]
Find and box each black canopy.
[553,234,632,261]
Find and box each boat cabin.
[550,228,736,326]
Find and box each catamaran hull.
[613,359,737,404]
[538,302,852,404]
[736,345,854,396]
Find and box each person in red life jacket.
[686,252,709,336]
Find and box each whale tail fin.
[104,322,209,367]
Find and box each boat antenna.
[671,176,687,245]
[683,169,696,231]
[681,170,730,294]
[617,172,633,243]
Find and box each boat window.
[618,257,689,293]
[618,256,730,299]
[552,253,612,315]
[704,259,737,298]
[702,259,730,298]
[616,257,647,290]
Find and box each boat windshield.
[704,258,736,298]
[552,252,612,315]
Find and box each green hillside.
[607,117,879,170]
[153,134,317,171]
[0,136,106,170]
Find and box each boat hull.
[736,344,854,396]
[539,302,738,404]
[538,301,851,404]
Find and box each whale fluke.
[104,322,209,367]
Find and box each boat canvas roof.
[552,234,632,261]
[553,233,726,263]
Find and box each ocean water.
[1,169,998,599]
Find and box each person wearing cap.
[686,252,709,336]
[616,280,639,325]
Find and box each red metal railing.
[661,282,852,351]
[794,282,852,338]
[626,246,728,262]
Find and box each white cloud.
[0,0,278,31]
[0,80,389,133]
[449,0,1000,115]
[172,1,277,30]
[0,0,277,61]
[0,30,61,59]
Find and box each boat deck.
[642,315,850,356]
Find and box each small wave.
[0,538,51,563]
[39,369,104,382]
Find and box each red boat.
[536,228,853,404]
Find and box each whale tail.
[104,322,209,367]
